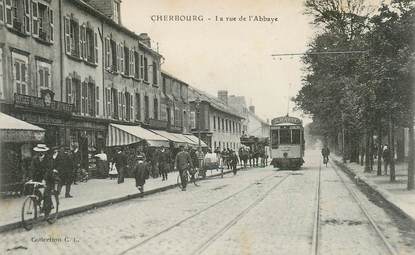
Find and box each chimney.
[217,90,228,105]
[139,33,151,48]
[249,105,255,113]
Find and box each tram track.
[117,172,290,255]
[328,161,399,255]
[310,160,322,255]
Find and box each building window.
[12,53,28,95]
[80,24,86,59]
[213,115,216,129]
[143,57,148,82]
[88,82,95,116]
[162,77,166,94]
[110,39,117,72]
[24,0,30,34]
[135,93,141,121]
[36,60,51,92]
[65,77,72,104]
[113,0,120,24]
[190,111,196,129]
[105,37,111,69]
[111,88,118,119]
[153,97,158,120]
[152,61,158,85]
[134,51,139,79]
[73,78,81,114]
[144,95,149,122]
[0,0,4,23]
[6,0,32,34]
[81,82,88,115]
[96,86,99,116]
[139,54,144,79]
[105,88,112,117]
[64,16,80,57]
[0,48,4,99]
[129,48,135,77]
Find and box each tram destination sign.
[271,116,302,125]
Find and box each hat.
[33,144,49,152]
[51,145,61,151]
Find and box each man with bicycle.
[321,145,330,165]
[174,145,194,191]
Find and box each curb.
[332,159,415,228]
[0,170,233,234]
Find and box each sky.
[121,0,316,122]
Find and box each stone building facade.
[188,87,244,152]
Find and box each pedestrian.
[29,144,50,201]
[382,145,391,175]
[112,147,127,184]
[321,145,330,164]
[230,151,239,175]
[72,144,81,185]
[133,155,149,193]
[52,146,73,198]
[30,144,50,182]
[174,145,194,191]
[159,146,170,181]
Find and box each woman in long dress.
[134,155,149,193]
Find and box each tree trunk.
[377,126,382,176]
[360,137,364,166]
[364,129,371,172]
[408,124,414,190]
[370,130,374,171]
[390,115,396,182]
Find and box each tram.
[270,115,305,170]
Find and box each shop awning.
[0,112,45,142]
[149,130,189,145]
[107,124,169,147]
[184,134,208,147]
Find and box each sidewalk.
[0,168,230,233]
[332,155,415,226]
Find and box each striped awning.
[107,124,169,147]
[184,134,208,147]
[149,129,189,145]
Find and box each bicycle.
[21,180,59,230]
[323,156,329,166]
[177,168,199,190]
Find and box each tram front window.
[292,129,301,144]
[279,129,291,144]
[271,130,279,148]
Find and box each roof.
[73,0,162,58]
[188,87,244,119]
[248,111,269,126]
[161,70,189,86]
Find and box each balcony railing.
[14,93,74,114]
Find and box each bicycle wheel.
[46,190,59,224]
[22,196,37,231]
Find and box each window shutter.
[24,0,30,34]
[80,24,86,59]
[5,0,11,26]
[95,86,99,116]
[38,69,44,87]
[94,32,98,64]
[117,91,121,119]
[0,0,4,23]
[66,77,72,103]
[49,9,54,42]
[130,94,134,121]
[64,16,71,54]
[31,1,38,36]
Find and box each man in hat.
[133,155,149,193]
[113,147,127,184]
[30,144,50,182]
[159,146,170,181]
[72,144,81,185]
[52,146,73,198]
[174,145,194,191]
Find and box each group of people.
[29,144,82,199]
[237,146,268,168]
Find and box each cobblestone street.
[1,148,415,255]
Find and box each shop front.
[0,112,45,194]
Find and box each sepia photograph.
[0,0,414,254]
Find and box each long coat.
[50,152,72,182]
[30,156,50,182]
[134,161,149,187]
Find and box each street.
[1,147,415,255]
